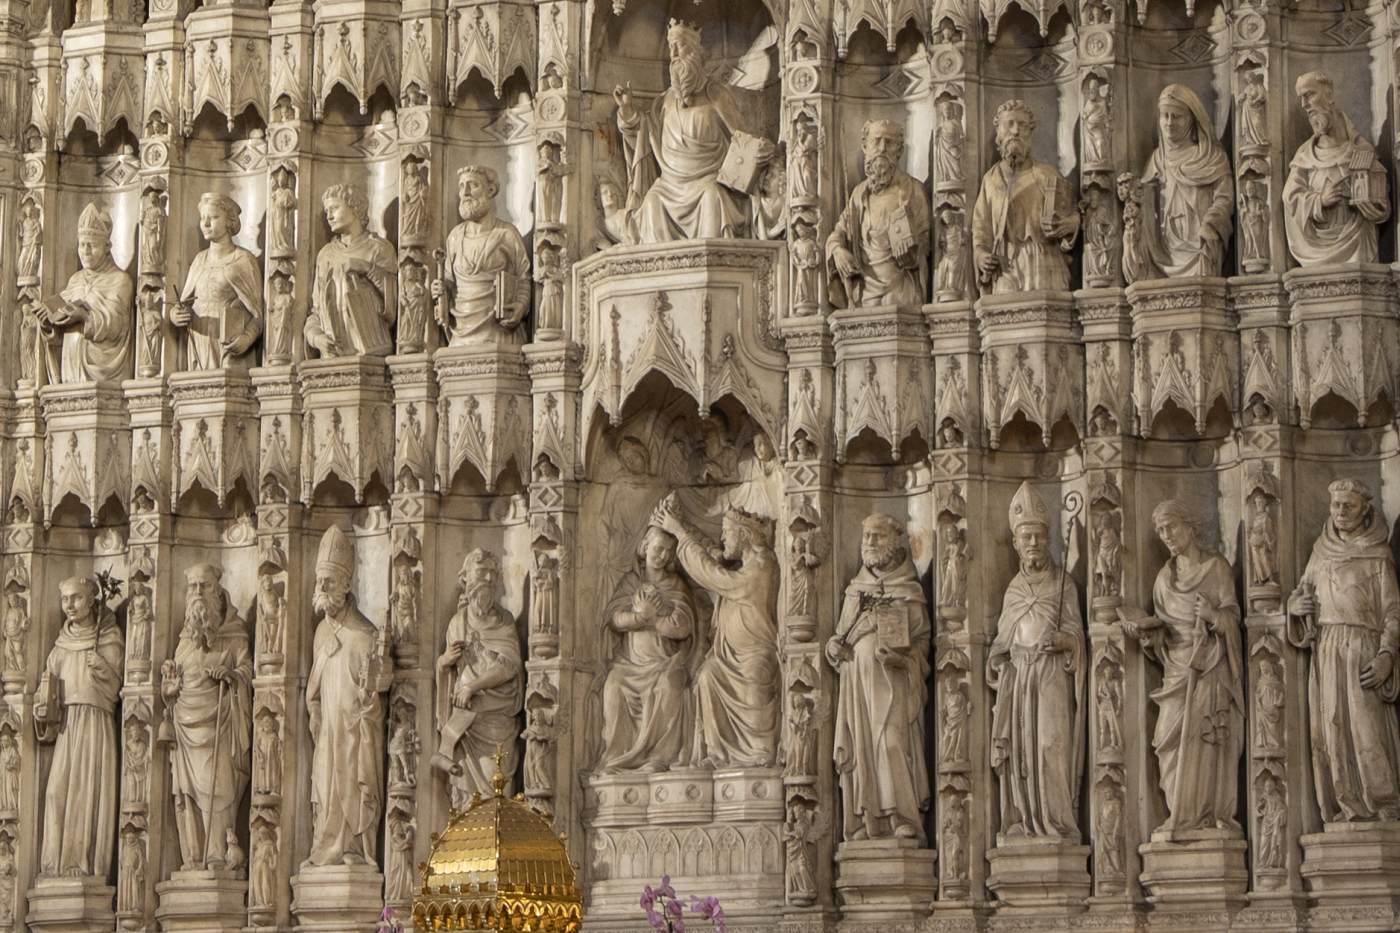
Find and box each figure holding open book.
[1284,71,1390,266]
[37,203,134,384]
[611,19,776,243]
[972,100,1078,296]
[432,548,523,809]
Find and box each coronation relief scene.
[2,0,1400,928]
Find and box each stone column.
[247,369,303,931]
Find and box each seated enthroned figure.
[610,19,776,243]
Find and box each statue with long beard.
[826,120,930,308]
[160,563,253,870]
[433,548,523,808]
[431,165,531,347]
[303,527,393,868]
[972,100,1078,295]
[826,514,931,842]
[610,19,775,243]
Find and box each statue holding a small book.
[610,19,777,244]
[1284,71,1390,267]
[971,99,1079,296]
[1119,500,1243,839]
[826,120,930,309]
[825,514,931,843]
[432,165,532,348]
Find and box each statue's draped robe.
[832,557,931,839]
[597,567,699,771]
[972,159,1078,294]
[825,172,930,307]
[1293,518,1400,821]
[1127,87,1233,281]
[443,219,531,347]
[47,257,133,383]
[305,605,384,866]
[676,533,780,767]
[169,607,254,864]
[1284,114,1390,266]
[436,606,523,802]
[617,82,753,242]
[179,246,264,370]
[306,232,398,357]
[1145,553,1244,834]
[38,615,124,876]
[988,567,1084,840]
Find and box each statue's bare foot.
[893,822,917,840]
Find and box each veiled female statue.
[1121,500,1243,837]
[1123,84,1233,283]
[595,526,700,772]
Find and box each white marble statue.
[161,563,254,870]
[37,203,134,384]
[826,120,930,308]
[17,198,42,281]
[432,548,524,808]
[173,193,264,370]
[303,526,392,868]
[0,728,19,812]
[35,576,124,877]
[972,99,1079,295]
[988,483,1084,841]
[1284,71,1390,266]
[1121,84,1233,283]
[1121,501,1243,837]
[267,166,297,258]
[652,495,780,768]
[431,166,531,347]
[596,526,699,772]
[304,185,398,358]
[1288,479,1400,822]
[826,514,931,842]
[610,19,775,242]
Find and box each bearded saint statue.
[826,120,930,308]
[609,19,776,243]
[161,563,253,870]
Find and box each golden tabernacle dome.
[413,768,583,933]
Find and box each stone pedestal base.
[26,876,115,933]
[1139,831,1248,908]
[834,837,936,920]
[1300,821,1400,930]
[154,869,248,932]
[985,839,1091,910]
[291,864,384,933]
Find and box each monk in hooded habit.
[1284,71,1390,267]
[303,526,392,868]
[304,184,398,358]
[826,514,931,842]
[988,482,1085,841]
[611,19,775,243]
[972,99,1079,295]
[34,576,124,877]
[1122,84,1233,283]
[161,563,253,869]
[1288,479,1400,822]
[37,202,134,384]
[1121,501,1243,838]
[826,120,930,308]
[596,526,699,772]
[432,548,524,808]
[652,496,780,768]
